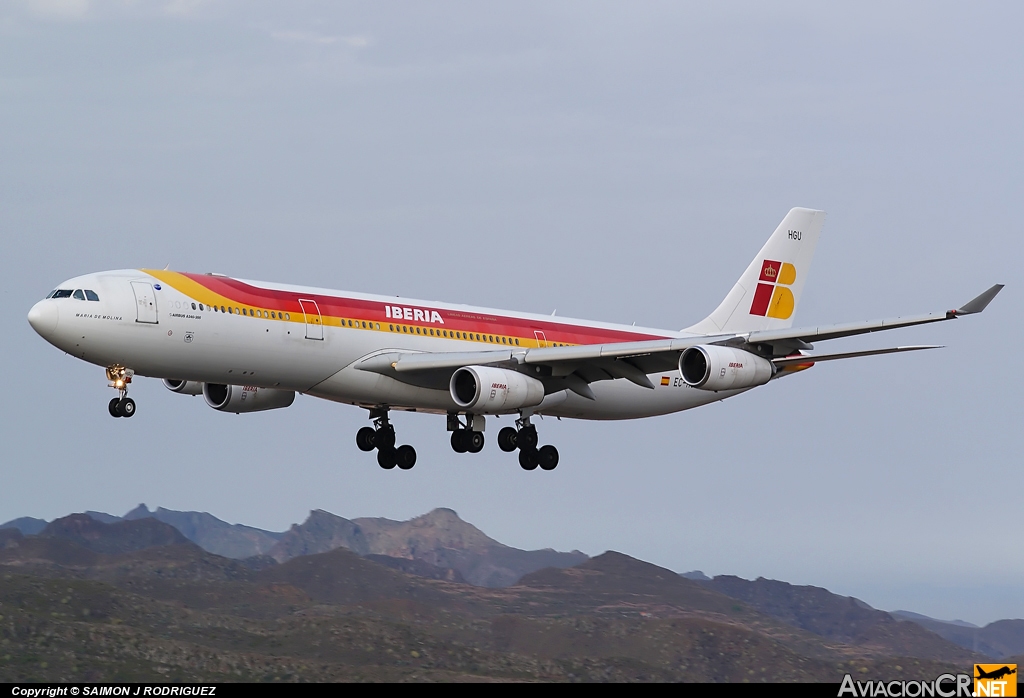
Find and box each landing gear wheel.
[377,448,397,469]
[108,398,122,418]
[117,398,136,418]
[497,427,518,452]
[451,430,468,453]
[374,427,396,451]
[519,448,539,471]
[395,445,417,470]
[517,426,538,451]
[466,431,485,453]
[538,445,559,471]
[356,427,376,452]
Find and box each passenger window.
[502,336,507,344]
[85,290,100,301]
[73,290,85,300]
[191,302,197,310]
[285,313,290,320]
[515,338,520,345]
[235,308,240,315]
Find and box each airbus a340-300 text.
[27,208,1002,471]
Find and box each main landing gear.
[357,408,416,470]
[448,414,485,454]
[498,416,559,471]
[106,365,136,418]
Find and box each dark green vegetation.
[0,515,991,682]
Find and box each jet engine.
[678,345,774,391]
[163,378,203,395]
[450,365,545,412]
[203,383,296,413]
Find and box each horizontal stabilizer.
[955,284,1004,315]
[772,345,942,368]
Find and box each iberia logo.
[749,259,797,319]
[975,664,1017,697]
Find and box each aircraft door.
[298,298,324,340]
[131,281,158,324]
[534,330,548,347]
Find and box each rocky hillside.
[892,611,1024,659]
[4,506,585,587]
[0,524,983,683]
[269,507,588,587]
[123,504,282,559]
[701,575,975,663]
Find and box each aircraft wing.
[746,283,1003,346]
[355,285,1002,398]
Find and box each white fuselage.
[28,269,749,421]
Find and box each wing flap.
[772,345,942,367]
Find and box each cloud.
[270,30,373,48]
[342,35,371,48]
[23,0,90,20]
[162,0,215,18]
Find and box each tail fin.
[684,207,826,334]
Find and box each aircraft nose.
[27,300,59,338]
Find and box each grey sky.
[1,1,1021,624]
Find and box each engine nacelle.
[203,383,296,414]
[163,379,203,395]
[679,345,774,391]
[450,365,545,413]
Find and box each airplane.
[26,208,1002,472]
[976,666,1017,681]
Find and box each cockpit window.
[85,290,100,301]
[73,290,86,300]
[51,289,73,299]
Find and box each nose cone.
[28,300,59,338]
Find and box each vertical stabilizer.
[684,208,825,335]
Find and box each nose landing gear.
[106,365,136,418]
[357,408,416,470]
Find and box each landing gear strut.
[448,414,485,454]
[357,408,416,470]
[106,365,136,418]
[512,416,558,471]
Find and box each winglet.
[953,284,1004,316]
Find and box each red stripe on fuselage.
[178,272,665,345]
